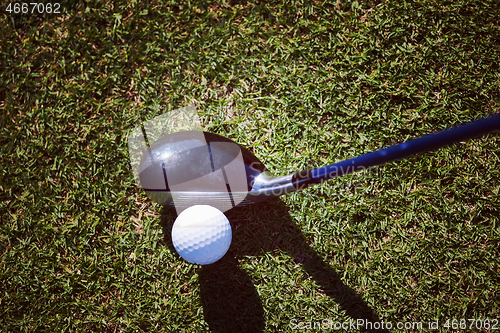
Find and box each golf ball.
[171,205,232,265]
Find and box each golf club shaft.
[291,113,500,189]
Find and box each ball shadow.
[160,208,265,332]
[160,198,388,333]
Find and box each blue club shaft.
[292,113,500,188]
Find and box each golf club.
[138,113,500,211]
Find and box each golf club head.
[138,131,285,212]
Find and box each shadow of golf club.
[160,199,387,333]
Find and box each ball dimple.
[171,205,232,265]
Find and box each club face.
[138,131,272,211]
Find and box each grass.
[1,0,499,332]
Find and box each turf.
[1,0,500,332]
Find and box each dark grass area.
[1,0,500,332]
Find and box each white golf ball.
[171,205,232,265]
